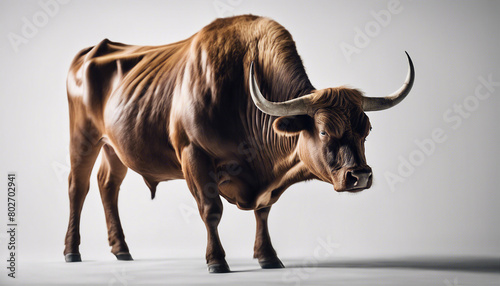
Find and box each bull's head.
[249,52,414,192]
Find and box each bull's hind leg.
[64,118,103,262]
[97,144,132,260]
[181,145,229,273]
[254,206,284,269]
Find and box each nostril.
[345,170,372,190]
[345,171,359,187]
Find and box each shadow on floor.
[285,257,500,273]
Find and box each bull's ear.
[273,115,311,136]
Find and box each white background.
[0,0,499,276]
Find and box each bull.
[64,15,414,273]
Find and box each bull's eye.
[320,131,327,136]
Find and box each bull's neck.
[251,86,315,184]
[258,121,314,185]
[268,133,316,195]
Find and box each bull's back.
[67,38,188,181]
[67,39,149,124]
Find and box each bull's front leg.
[181,145,229,273]
[254,206,284,269]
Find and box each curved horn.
[362,52,415,112]
[249,62,313,116]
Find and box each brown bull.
[64,15,414,273]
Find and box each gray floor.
[4,257,500,286]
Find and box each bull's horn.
[249,62,313,116]
[362,52,415,112]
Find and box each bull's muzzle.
[345,169,373,191]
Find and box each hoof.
[207,262,230,273]
[259,258,285,269]
[65,253,82,262]
[115,252,133,261]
